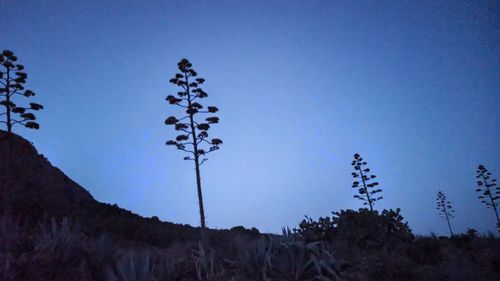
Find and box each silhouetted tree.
[0,50,43,133]
[351,153,382,211]
[164,59,222,230]
[475,165,499,228]
[436,191,455,237]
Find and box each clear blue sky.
[1,0,499,235]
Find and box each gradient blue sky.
[1,0,499,235]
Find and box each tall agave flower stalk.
[0,50,43,132]
[351,153,382,211]
[475,165,500,229]
[436,191,455,237]
[164,59,222,231]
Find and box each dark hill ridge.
[0,130,258,247]
[0,130,93,217]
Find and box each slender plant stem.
[5,66,11,133]
[359,166,373,211]
[482,175,500,227]
[185,72,206,231]
[443,207,454,237]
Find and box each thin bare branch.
[198,138,212,146]
[11,118,28,125]
[177,147,195,154]
[199,158,208,166]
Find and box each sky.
[1,0,499,235]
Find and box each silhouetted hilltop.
[0,130,93,217]
[0,130,258,248]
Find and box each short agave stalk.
[475,165,500,229]
[164,59,222,231]
[0,50,43,132]
[436,191,455,237]
[351,153,382,211]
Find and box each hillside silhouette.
[0,130,258,248]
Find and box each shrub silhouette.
[351,153,382,210]
[436,191,455,237]
[475,164,500,229]
[296,208,413,248]
[0,50,43,132]
[295,215,336,242]
[164,58,222,230]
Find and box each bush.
[296,208,414,249]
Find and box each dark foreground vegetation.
[1,210,500,281]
